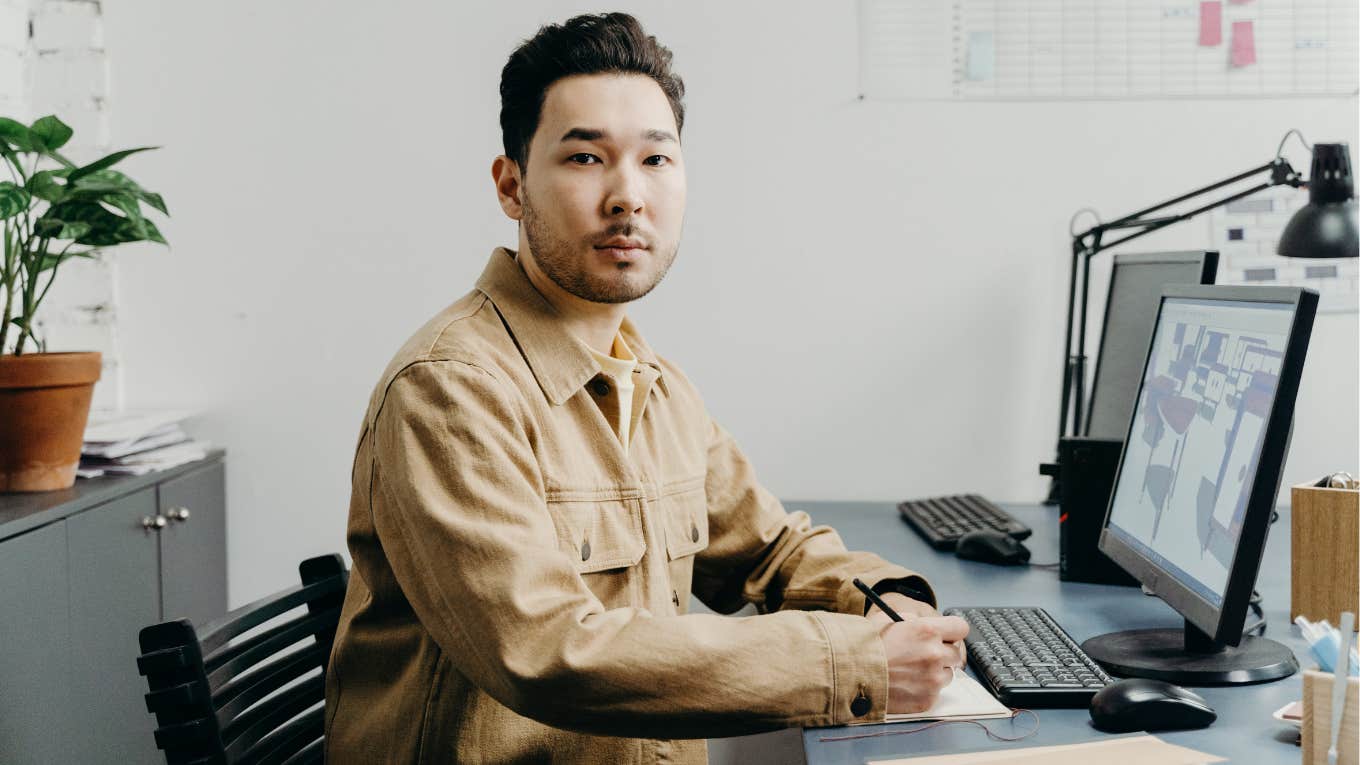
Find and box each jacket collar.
[476,247,668,406]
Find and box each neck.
[515,244,627,355]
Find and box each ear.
[491,155,525,221]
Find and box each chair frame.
[137,554,348,765]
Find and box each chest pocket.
[658,477,709,561]
[546,495,646,574]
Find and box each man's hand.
[876,614,970,714]
[866,592,968,670]
[866,593,970,714]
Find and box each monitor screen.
[1086,253,1217,440]
[1104,296,1294,608]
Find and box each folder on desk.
[868,734,1226,764]
[851,669,1011,725]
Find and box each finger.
[923,615,970,642]
[949,640,968,667]
[937,665,956,688]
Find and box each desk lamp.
[1044,132,1357,502]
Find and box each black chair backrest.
[137,554,348,765]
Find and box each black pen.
[853,578,903,621]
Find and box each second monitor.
[1085,251,1219,441]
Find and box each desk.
[797,501,1305,765]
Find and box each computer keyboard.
[896,494,1032,550]
[945,606,1116,708]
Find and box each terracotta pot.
[0,352,101,492]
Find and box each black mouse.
[953,529,1031,565]
[1089,678,1217,733]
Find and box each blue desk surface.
[795,501,1305,765]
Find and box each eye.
[569,153,600,165]
[644,155,670,166]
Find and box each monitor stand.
[1081,619,1298,685]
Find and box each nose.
[603,165,644,217]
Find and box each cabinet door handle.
[141,515,167,530]
[167,507,191,522]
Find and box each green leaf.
[33,217,91,240]
[27,170,67,203]
[29,116,74,152]
[36,200,113,240]
[35,249,94,272]
[104,192,142,218]
[39,198,167,247]
[67,147,158,182]
[0,118,35,153]
[70,169,168,215]
[0,181,30,219]
[76,217,151,247]
[139,218,166,245]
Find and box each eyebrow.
[559,127,678,144]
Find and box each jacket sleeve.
[368,359,891,738]
[693,418,936,618]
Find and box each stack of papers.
[78,410,210,478]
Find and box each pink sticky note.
[1199,2,1222,46]
[1231,20,1257,66]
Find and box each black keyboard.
[896,494,1031,550]
[945,606,1115,708]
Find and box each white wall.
[96,1,1358,606]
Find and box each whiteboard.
[860,0,1360,100]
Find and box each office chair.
[135,554,348,765]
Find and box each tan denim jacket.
[324,248,935,764]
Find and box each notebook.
[850,669,1012,725]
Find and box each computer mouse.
[1089,678,1217,733]
[953,529,1031,565]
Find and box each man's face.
[513,73,686,304]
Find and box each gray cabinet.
[67,487,163,765]
[0,522,74,764]
[159,461,228,624]
[0,452,226,765]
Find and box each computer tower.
[1056,437,1139,586]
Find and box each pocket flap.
[660,479,709,560]
[548,498,646,574]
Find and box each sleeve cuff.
[810,612,890,726]
[834,564,937,616]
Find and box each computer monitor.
[1085,251,1219,440]
[1082,284,1318,685]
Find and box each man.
[325,12,968,764]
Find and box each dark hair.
[499,12,685,171]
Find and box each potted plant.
[0,114,167,491]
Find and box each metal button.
[690,524,699,543]
[590,379,610,396]
[850,693,871,717]
[581,540,591,561]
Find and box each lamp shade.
[1277,142,1358,259]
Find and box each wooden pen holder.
[1292,478,1360,629]
[1302,670,1359,765]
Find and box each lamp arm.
[1054,156,1304,443]
[1095,158,1295,234]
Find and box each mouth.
[593,238,649,262]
